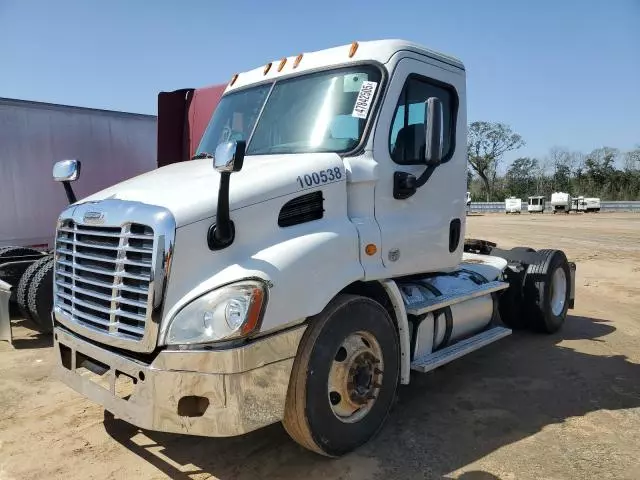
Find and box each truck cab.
[52,39,576,457]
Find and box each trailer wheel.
[523,249,571,334]
[0,246,41,260]
[26,258,55,332]
[16,256,52,321]
[283,294,400,457]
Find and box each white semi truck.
[51,40,576,457]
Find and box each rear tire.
[16,256,52,321]
[283,294,400,457]
[27,258,54,332]
[522,249,571,333]
[511,246,536,254]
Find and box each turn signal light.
[365,244,377,256]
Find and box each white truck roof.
[225,39,465,93]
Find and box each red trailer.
[157,83,226,167]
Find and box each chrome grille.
[54,220,154,340]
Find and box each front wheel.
[283,294,400,457]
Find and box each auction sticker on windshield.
[351,81,378,119]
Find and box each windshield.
[196,65,382,156]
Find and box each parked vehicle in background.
[528,195,545,213]
[0,97,158,249]
[583,197,601,212]
[0,86,225,335]
[51,39,576,457]
[572,196,586,212]
[551,192,572,214]
[505,197,522,214]
[466,191,471,206]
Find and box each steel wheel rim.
[550,267,567,316]
[327,331,383,423]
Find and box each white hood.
[78,153,344,227]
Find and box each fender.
[380,279,411,384]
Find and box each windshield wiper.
[191,152,214,160]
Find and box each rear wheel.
[283,294,400,457]
[27,258,54,332]
[16,256,52,321]
[522,249,571,333]
[511,246,536,254]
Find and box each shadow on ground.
[103,315,640,480]
[6,309,53,349]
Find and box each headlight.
[166,280,266,345]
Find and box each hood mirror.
[208,140,246,251]
[213,140,245,173]
[53,159,82,204]
[53,159,81,182]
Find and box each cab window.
[388,75,457,165]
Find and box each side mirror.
[208,140,246,251]
[423,97,443,166]
[213,140,245,173]
[53,159,81,182]
[53,159,82,204]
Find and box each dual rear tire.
[16,255,55,332]
[499,248,571,334]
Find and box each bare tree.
[624,146,640,172]
[467,122,525,200]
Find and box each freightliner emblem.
[83,211,105,224]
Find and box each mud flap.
[568,262,576,309]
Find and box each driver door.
[372,55,467,277]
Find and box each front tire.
[283,294,400,457]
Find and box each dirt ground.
[1,212,639,480]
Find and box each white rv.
[527,196,545,213]
[551,192,572,214]
[505,197,522,214]
[584,197,601,212]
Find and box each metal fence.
[469,201,640,213]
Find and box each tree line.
[467,121,640,202]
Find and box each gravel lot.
[1,212,639,480]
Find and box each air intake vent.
[278,191,324,227]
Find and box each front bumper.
[53,325,305,437]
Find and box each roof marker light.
[293,54,303,68]
[230,73,239,86]
[264,62,272,75]
[277,58,287,72]
[349,41,359,58]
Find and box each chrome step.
[405,280,509,316]
[410,326,512,373]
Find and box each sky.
[1,0,639,164]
